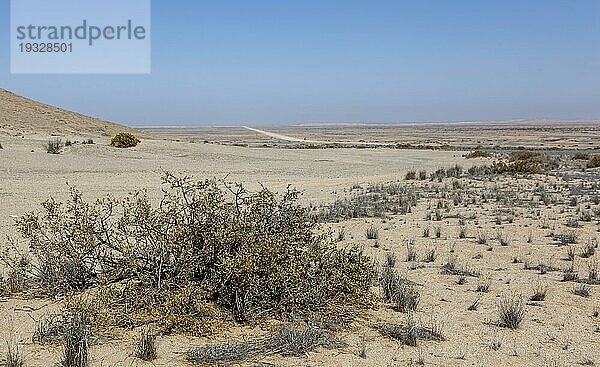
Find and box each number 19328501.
[19,43,73,53]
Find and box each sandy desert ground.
[1,89,600,367]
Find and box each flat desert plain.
[1,90,600,367]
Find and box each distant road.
[242,126,393,146]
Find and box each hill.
[0,88,137,137]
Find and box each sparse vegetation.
[572,153,590,160]
[3,121,600,365]
[187,324,344,364]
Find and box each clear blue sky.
[1,0,599,126]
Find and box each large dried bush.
[7,173,375,334]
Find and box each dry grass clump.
[366,225,379,239]
[0,252,29,296]
[5,341,25,367]
[423,247,436,263]
[46,138,64,154]
[562,263,578,282]
[187,324,344,364]
[7,173,376,334]
[62,312,90,367]
[405,170,417,180]
[34,313,67,344]
[442,257,480,277]
[476,231,488,245]
[553,231,578,246]
[582,241,597,258]
[530,279,548,301]
[573,283,591,297]
[476,278,491,293]
[380,266,420,312]
[587,155,600,169]
[465,149,490,159]
[496,293,525,329]
[110,132,140,148]
[135,326,158,361]
[406,243,418,262]
[378,317,444,347]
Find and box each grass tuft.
[497,293,525,329]
[135,326,158,361]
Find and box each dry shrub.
[491,149,558,174]
[465,149,490,159]
[588,155,600,169]
[187,324,344,364]
[572,152,589,160]
[9,173,376,334]
[135,326,158,361]
[46,138,63,154]
[110,132,140,148]
[62,312,90,367]
[378,317,444,347]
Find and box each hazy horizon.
[2,1,599,125]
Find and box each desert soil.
[1,90,599,366]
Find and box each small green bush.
[110,132,140,148]
[588,155,600,169]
